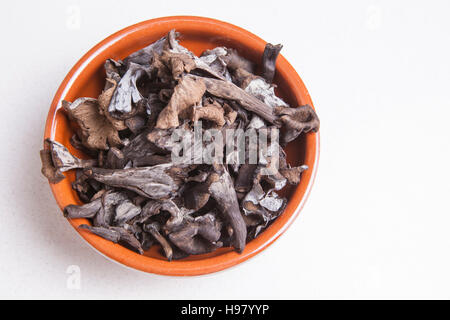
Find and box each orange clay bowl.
[44,16,319,276]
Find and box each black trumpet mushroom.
[40,30,319,260]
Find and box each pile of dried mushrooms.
[40,30,319,260]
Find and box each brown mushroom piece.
[242,76,289,113]
[208,166,247,252]
[134,154,172,167]
[234,164,257,193]
[113,199,142,226]
[63,98,122,150]
[242,185,286,238]
[242,182,266,213]
[79,224,143,254]
[84,164,190,199]
[146,127,185,153]
[143,222,173,261]
[69,134,98,158]
[183,182,211,211]
[122,36,165,67]
[186,170,209,183]
[189,75,279,125]
[104,59,122,82]
[256,167,287,191]
[98,78,127,131]
[124,115,146,134]
[280,165,309,185]
[223,103,238,125]
[159,50,196,79]
[242,203,273,238]
[46,139,97,172]
[139,200,163,221]
[105,147,126,169]
[165,29,226,80]
[223,48,255,74]
[261,43,283,83]
[192,101,226,127]
[64,197,102,219]
[199,47,233,80]
[108,62,150,118]
[121,131,160,165]
[182,171,213,211]
[275,104,320,144]
[93,191,130,227]
[40,140,65,184]
[71,170,96,202]
[168,213,222,255]
[64,190,128,225]
[160,200,195,232]
[155,76,206,129]
[230,67,259,89]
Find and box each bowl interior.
[45,17,318,275]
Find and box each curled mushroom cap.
[155,76,206,129]
[108,63,150,118]
[63,98,122,150]
[46,139,97,172]
[280,165,309,185]
[40,140,65,184]
[275,104,320,144]
[168,213,222,255]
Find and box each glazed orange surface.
[44,16,319,276]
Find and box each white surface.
[1,0,449,299]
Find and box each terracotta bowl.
[44,16,319,276]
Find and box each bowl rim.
[44,16,320,276]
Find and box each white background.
[1,0,449,299]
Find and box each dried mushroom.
[40,140,65,183]
[62,98,122,150]
[168,213,222,255]
[79,224,143,254]
[208,166,247,252]
[40,30,319,260]
[144,222,173,260]
[261,43,283,83]
[84,164,190,199]
[47,139,97,172]
[108,63,150,118]
[155,76,206,129]
[275,104,320,144]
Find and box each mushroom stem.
[261,43,283,83]
[144,223,173,261]
[208,166,247,252]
